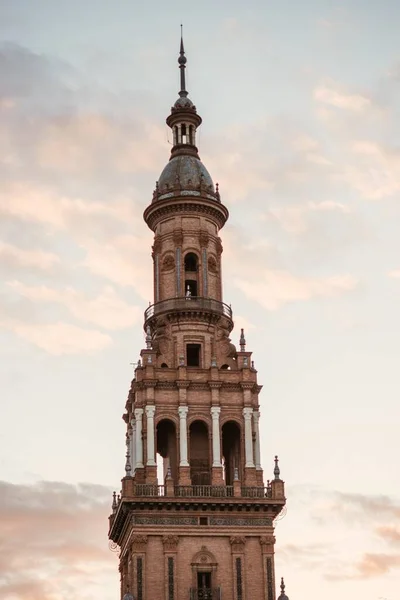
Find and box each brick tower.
[108,36,286,600]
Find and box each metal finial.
[274,455,280,480]
[146,325,152,349]
[239,328,246,352]
[112,491,117,511]
[178,26,188,97]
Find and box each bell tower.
[109,35,286,600]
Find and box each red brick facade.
[109,38,286,600]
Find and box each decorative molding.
[230,536,246,553]
[209,517,273,526]
[161,253,175,272]
[162,535,179,552]
[133,516,197,526]
[144,200,229,232]
[130,535,148,553]
[260,536,276,554]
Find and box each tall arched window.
[184,252,199,297]
[189,420,210,485]
[157,419,178,483]
[222,421,241,485]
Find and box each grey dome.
[158,155,214,192]
[174,96,194,108]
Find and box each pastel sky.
[1,1,399,598]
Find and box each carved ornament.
[162,535,179,552]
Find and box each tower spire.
[178,25,188,97]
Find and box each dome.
[174,96,194,109]
[158,155,214,193]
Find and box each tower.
[109,36,286,600]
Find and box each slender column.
[145,405,156,466]
[134,408,144,468]
[211,406,222,467]
[253,410,262,469]
[243,407,255,468]
[130,419,136,475]
[178,406,189,466]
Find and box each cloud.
[0,241,60,271]
[0,480,116,599]
[326,553,400,580]
[388,269,400,278]
[314,81,371,111]
[265,200,351,234]
[0,319,112,355]
[7,281,142,330]
[377,526,400,545]
[235,269,358,310]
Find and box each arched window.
[189,420,210,485]
[184,252,199,297]
[184,253,198,272]
[157,419,178,483]
[222,421,241,485]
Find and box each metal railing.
[242,486,272,498]
[190,588,221,600]
[133,484,165,497]
[144,296,232,322]
[175,485,233,498]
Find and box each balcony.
[130,484,272,499]
[144,296,232,327]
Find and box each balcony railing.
[144,296,232,323]
[242,485,272,498]
[133,484,165,497]
[190,588,221,600]
[175,485,233,498]
[131,484,274,499]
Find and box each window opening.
[184,253,198,272]
[185,280,197,297]
[181,123,187,144]
[187,343,201,367]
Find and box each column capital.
[253,410,260,422]
[134,408,143,420]
[130,417,136,427]
[210,406,221,418]
[145,405,156,417]
[178,405,189,418]
[242,407,253,420]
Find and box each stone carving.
[216,237,223,255]
[133,516,197,526]
[230,536,246,552]
[162,535,179,552]
[161,254,175,272]
[208,255,218,274]
[209,517,273,526]
[130,534,148,552]
[192,547,218,566]
[260,535,276,554]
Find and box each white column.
[178,406,189,466]
[243,407,255,468]
[145,405,156,466]
[130,418,136,475]
[211,406,222,467]
[134,408,144,468]
[253,410,262,469]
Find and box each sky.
[0,0,399,598]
